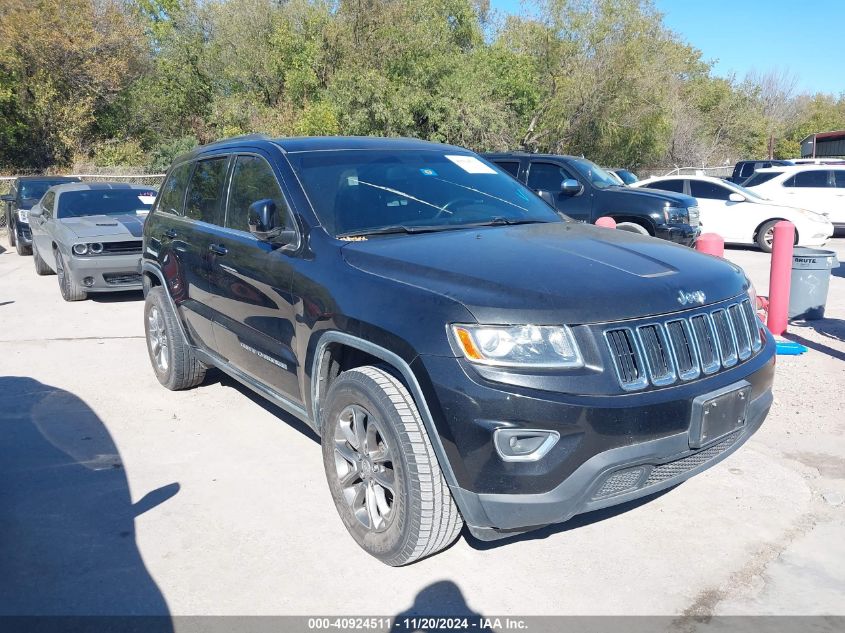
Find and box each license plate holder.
[689,382,751,449]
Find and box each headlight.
[89,242,103,254]
[72,243,88,256]
[746,277,758,311]
[451,324,583,368]
[17,209,29,223]
[663,206,688,223]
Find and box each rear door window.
[690,180,731,200]
[832,170,845,188]
[495,161,520,178]
[644,179,685,193]
[157,162,192,216]
[783,170,831,188]
[185,157,230,225]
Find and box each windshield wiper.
[337,218,550,239]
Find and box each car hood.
[59,214,146,239]
[341,222,748,325]
[606,186,698,208]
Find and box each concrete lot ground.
[0,235,843,619]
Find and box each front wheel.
[15,236,31,256]
[321,366,463,566]
[756,220,798,253]
[615,221,650,236]
[55,251,86,301]
[33,243,54,276]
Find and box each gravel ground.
[0,235,843,621]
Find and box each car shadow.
[201,368,320,443]
[786,319,845,362]
[0,376,175,621]
[463,486,675,551]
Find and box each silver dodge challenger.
[28,182,158,301]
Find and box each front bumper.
[655,223,699,246]
[66,253,143,292]
[416,332,775,539]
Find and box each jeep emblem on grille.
[678,290,706,306]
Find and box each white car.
[742,165,845,231]
[632,175,834,252]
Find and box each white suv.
[743,165,845,231]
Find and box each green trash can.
[788,247,840,320]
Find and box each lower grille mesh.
[643,431,742,486]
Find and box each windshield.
[568,158,620,190]
[286,150,561,237]
[729,182,766,200]
[19,180,74,202]
[57,189,157,218]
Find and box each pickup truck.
[485,153,700,245]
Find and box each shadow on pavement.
[464,486,674,551]
[0,376,174,620]
[202,368,320,443]
[393,580,493,631]
[786,319,845,362]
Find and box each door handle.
[163,229,177,239]
[208,244,228,256]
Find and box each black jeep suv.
[3,176,81,255]
[142,136,775,565]
[485,153,700,245]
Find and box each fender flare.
[310,330,459,488]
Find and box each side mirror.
[728,192,745,203]
[561,179,583,195]
[28,205,42,217]
[247,199,296,246]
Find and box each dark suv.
[2,176,81,255]
[484,153,700,245]
[142,136,775,565]
[728,160,794,184]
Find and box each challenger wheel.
[55,251,86,301]
[321,366,463,566]
[144,287,206,390]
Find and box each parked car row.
[5,136,778,567]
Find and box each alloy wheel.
[147,305,169,373]
[333,404,396,532]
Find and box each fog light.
[82,277,94,287]
[493,428,560,462]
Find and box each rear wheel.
[55,250,86,301]
[32,242,53,275]
[321,366,463,566]
[144,286,206,390]
[615,221,650,236]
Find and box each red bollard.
[695,232,724,257]
[595,216,616,228]
[767,220,795,336]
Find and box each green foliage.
[0,0,842,172]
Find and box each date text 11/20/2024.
[307,617,529,631]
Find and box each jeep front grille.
[604,298,762,391]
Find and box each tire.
[33,243,54,276]
[15,237,32,256]
[321,366,463,566]
[756,219,798,253]
[144,286,206,390]
[55,250,87,301]
[615,221,650,236]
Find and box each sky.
[488,0,845,96]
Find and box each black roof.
[176,135,472,164]
[483,152,581,161]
